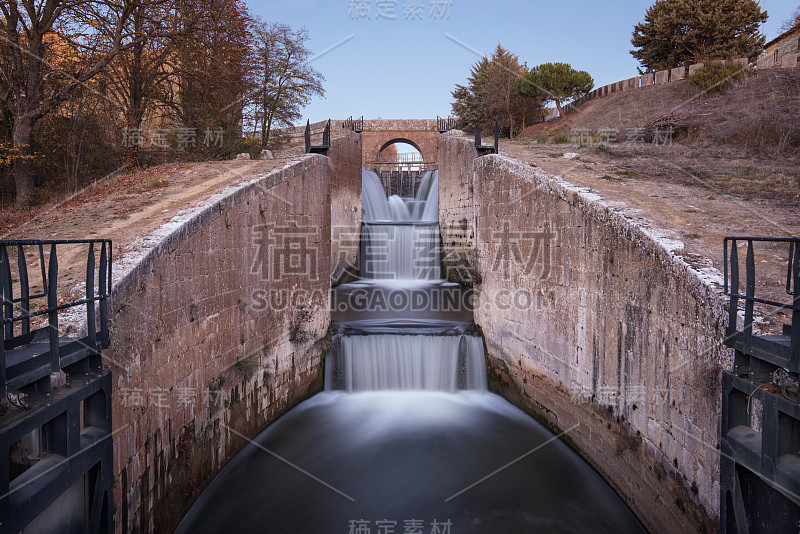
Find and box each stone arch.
[378,138,424,160]
[362,133,439,165]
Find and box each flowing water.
[176,169,645,533]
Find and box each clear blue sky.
[248,0,797,121]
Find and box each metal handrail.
[343,116,364,132]
[0,239,112,395]
[305,119,331,155]
[723,236,800,372]
[723,237,800,304]
[475,120,499,155]
[437,116,457,132]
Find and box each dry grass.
[521,69,800,159]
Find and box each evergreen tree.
[516,63,593,118]
[631,0,768,71]
[450,45,541,137]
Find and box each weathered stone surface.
[235,152,250,160]
[655,70,670,84]
[671,67,686,81]
[438,136,728,533]
[688,63,704,76]
[328,131,363,285]
[438,132,478,286]
[259,149,274,160]
[639,73,654,87]
[107,151,362,532]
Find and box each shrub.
[684,61,749,96]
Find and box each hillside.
[503,68,800,333]
[521,68,800,157]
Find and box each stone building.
[757,25,800,70]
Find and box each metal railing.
[305,119,331,155]
[342,116,364,132]
[475,120,499,155]
[723,236,800,371]
[720,236,800,533]
[0,239,112,396]
[437,116,457,133]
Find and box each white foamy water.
[360,224,441,280]
[327,334,487,392]
[362,169,438,224]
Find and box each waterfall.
[336,166,481,392]
[362,169,438,224]
[360,224,441,280]
[326,334,487,392]
[362,169,391,222]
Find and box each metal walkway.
[721,237,800,533]
[0,240,113,534]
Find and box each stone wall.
[438,132,478,286]
[438,136,731,533]
[757,28,800,70]
[106,147,359,532]
[328,131,363,284]
[560,58,749,117]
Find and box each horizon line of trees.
[0,0,324,206]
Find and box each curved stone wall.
[439,134,730,533]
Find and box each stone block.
[639,73,654,87]
[654,70,670,84]
[688,63,704,76]
[671,66,685,81]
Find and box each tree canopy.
[0,0,327,204]
[450,44,542,138]
[249,20,324,148]
[631,0,768,72]
[516,63,593,118]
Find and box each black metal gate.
[721,237,800,533]
[0,240,113,534]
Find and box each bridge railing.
[342,116,364,132]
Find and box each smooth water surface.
[176,392,644,534]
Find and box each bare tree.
[249,20,324,148]
[100,0,178,167]
[164,0,254,144]
[0,0,139,204]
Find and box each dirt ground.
[500,139,800,333]
[0,153,303,306]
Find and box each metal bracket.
[305,119,331,155]
[475,120,498,156]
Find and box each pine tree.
[516,63,594,118]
